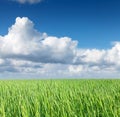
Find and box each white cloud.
[12,0,42,4]
[1,17,120,78]
[0,59,4,65]
[74,49,106,65]
[68,65,83,77]
[105,42,120,65]
[0,17,77,64]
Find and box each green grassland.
[0,80,120,117]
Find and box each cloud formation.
[12,0,42,4]
[0,17,77,64]
[1,17,120,78]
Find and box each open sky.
[0,0,120,78]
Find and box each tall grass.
[0,80,120,117]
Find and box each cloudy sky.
[0,0,120,78]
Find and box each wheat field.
[0,80,120,117]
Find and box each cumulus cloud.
[0,17,77,64]
[12,0,43,4]
[1,17,120,78]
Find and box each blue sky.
[0,0,120,78]
[1,0,120,49]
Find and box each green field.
[0,80,120,117]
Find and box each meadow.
[0,79,120,117]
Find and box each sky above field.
[0,0,120,78]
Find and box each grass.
[0,79,120,117]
